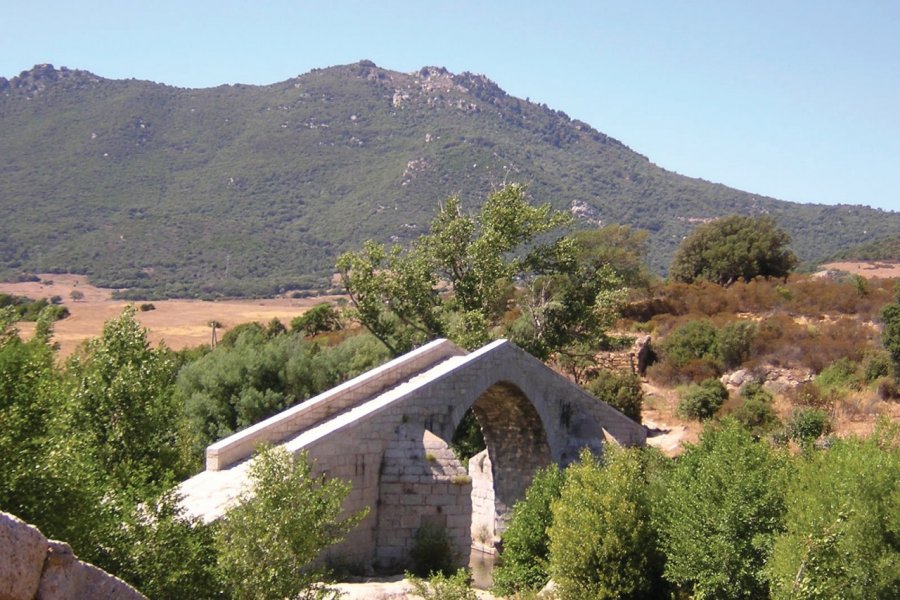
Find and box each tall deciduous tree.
[64,306,188,494]
[669,215,798,286]
[338,184,628,368]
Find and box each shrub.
[586,371,644,423]
[410,522,456,577]
[408,569,477,600]
[678,378,728,421]
[662,320,719,369]
[732,383,780,436]
[215,446,367,600]
[876,377,899,400]
[549,447,664,600]
[787,408,832,443]
[291,303,343,336]
[717,320,756,369]
[816,358,862,393]
[493,464,565,595]
[790,381,830,408]
[766,424,900,600]
[654,420,788,600]
[863,351,893,383]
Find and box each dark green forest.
[2,62,898,298]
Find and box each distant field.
[0,274,343,357]
[820,261,900,278]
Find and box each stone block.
[0,511,47,600]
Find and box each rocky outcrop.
[0,511,146,600]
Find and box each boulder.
[0,512,48,600]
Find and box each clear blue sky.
[3,0,899,212]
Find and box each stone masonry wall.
[468,449,495,554]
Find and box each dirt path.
[0,274,342,357]
[640,379,698,456]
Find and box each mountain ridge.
[2,61,897,298]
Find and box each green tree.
[63,306,189,493]
[881,297,900,378]
[654,420,788,599]
[570,224,654,290]
[548,447,664,600]
[338,185,629,371]
[669,215,798,286]
[291,303,343,336]
[338,184,578,354]
[492,464,565,595]
[766,423,900,600]
[215,446,367,600]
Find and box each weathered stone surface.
[0,511,47,600]
[0,511,146,600]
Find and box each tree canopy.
[669,215,798,285]
[337,184,627,365]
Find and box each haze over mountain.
[2,61,897,298]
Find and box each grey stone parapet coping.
[205,338,466,471]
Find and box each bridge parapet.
[205,338,465,470]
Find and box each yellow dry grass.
[0,274,344,358]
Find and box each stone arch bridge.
[179,338,645,570]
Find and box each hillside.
[2,62,898,298]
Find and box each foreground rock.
[0,511,145,600]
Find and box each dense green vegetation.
[2,63,898,297]
[216,446,366,600]
[496,422,898,599]
[0,305,390,599]
[0,292,68,321]
[669,215,798,285]
[825,234,900,262]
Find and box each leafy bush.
[732,383,780,436]
[766,423,900,600]
[409,522,457,577]
[654,420,788,599]
[678,378,728,421]
[408,569,477,600]
[548,447,663,600]
[717,320,756,369]
[881,299,900,378]
[787,408,832,443]
[291,303,343,336]
[215,447,366,600]
[662,320,719,369]
[816,358,862,394]
[863,351,893,383]
[876,377,899,400]
[669,215,797,285]
[493,464,565,595]
[585,371,644,423]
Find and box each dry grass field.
[820,260,900,278]
[0,274,342,358]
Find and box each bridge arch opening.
[453,380,552,547]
